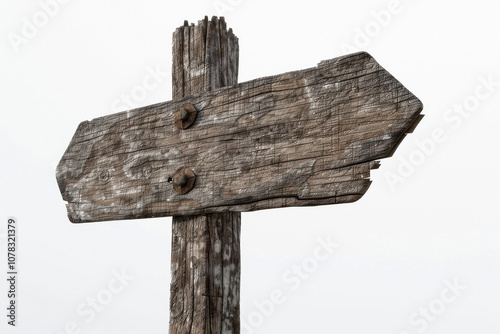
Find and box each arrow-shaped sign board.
[56,52,423,223]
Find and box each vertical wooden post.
[169,16,241,334]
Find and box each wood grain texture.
[169,16,241,334]
[56,51,423,223]
[172,16,238,101]
[170,212,241,334]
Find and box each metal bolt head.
[172,167,196,194]
[175,173,188,187]
[179,108,189,121]
[174,103,197,129]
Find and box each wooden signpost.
[56,16,423,333]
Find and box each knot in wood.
[98,169,110,183]
[174,103,197,129]
[172,167,196,194]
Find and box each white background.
[1,0,500,333]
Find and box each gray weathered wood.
[170,212,241,334]
[56,51,423,223]
[169,16,241,334]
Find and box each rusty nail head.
[179,108,189,121]
[174,103,197,129]
[172,167,196,194]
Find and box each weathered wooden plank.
[169,16,241,334]
[56,51,423,223]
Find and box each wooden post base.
[170,213,241,333]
